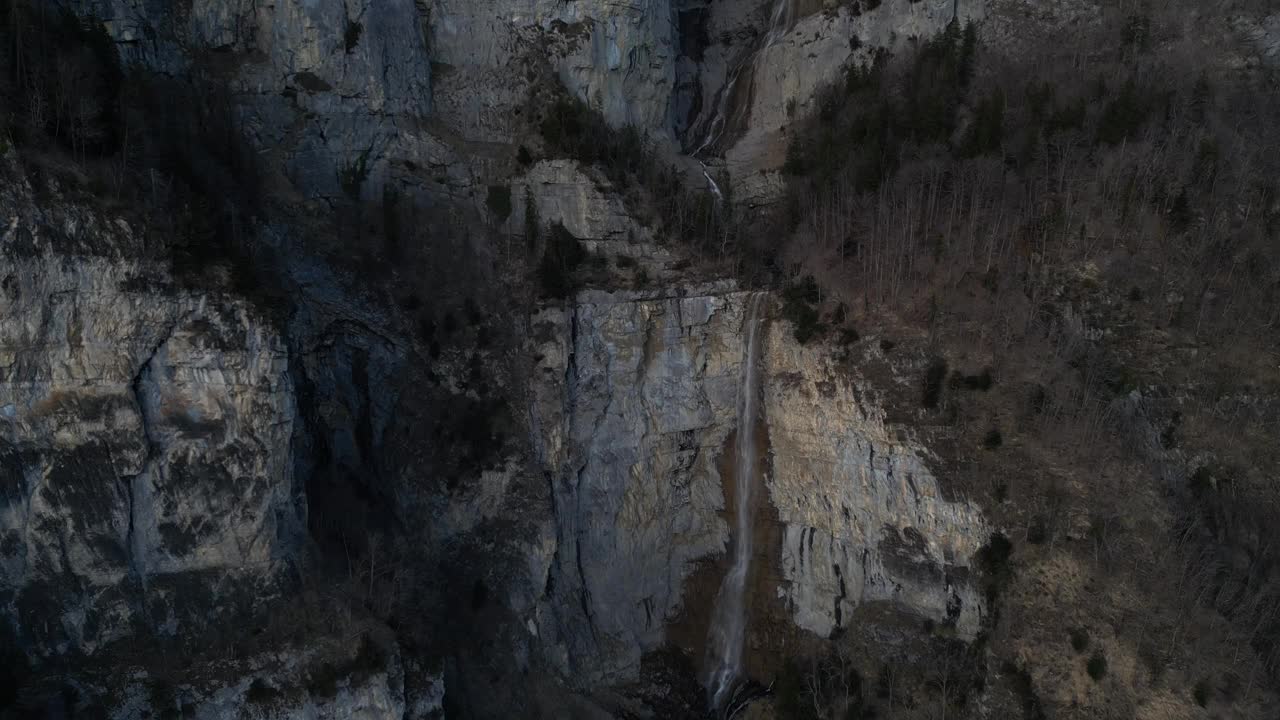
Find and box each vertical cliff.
[526,279,989,692]
[763,328,988,640]
[530,284,750,684]
[0,158,302,658]
[21,0,1280,717]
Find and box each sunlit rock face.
[762,330,989,640]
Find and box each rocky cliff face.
[4,0,1012,715]
[74,0,683,203]
[0,158,302,658]
[527,281,989,687]
[73,0,434,200]
[431,0,677,141]
[530,283,749,684]
[763,329,988,640]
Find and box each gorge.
[3,0,1280,719]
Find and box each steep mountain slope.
[2,0,1279,718]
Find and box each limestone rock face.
[430,0,677,141]
[72,0,434,200]
[530,285,750,683]
[515,160,650,242]
[529,286,990,684]
[763,328,989,640]
[0,159,303,657]
[74,0,681,202]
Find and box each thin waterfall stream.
[691,0,795,197]
[704,293,767,716]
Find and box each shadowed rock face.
[72,0,683,203]
[70,0,433,200]
[0,159,303,658]
[432,0,678,138]
[529,284,751,684]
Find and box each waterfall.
[704,293,766,716]
[700,160,725,205]
[691,0,795,159]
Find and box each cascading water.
[692,0,795,159]
[704,293,766,716]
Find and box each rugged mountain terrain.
[2,0,1279,718]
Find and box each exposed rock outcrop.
[4,0,1002,712]
[103,636,437,720]
[431,0,677,141]
[529,285,989,685]
[74,0,434,200]
[531,284,749,684]
[515,160,653,243]
[763,328,988,639]
[0,159,303,657]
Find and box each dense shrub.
[245,679,282,706]
[951,368,993,391]
[1070,628,1090,653]
[538,222,587,298]
[983,428,1003,449]
[540,96,648,188]
[1193,678,1212,707]
[0,3,123,155]
[772,660,815,719]
[782,275,826,343]
[486,184,512,222]
[1027,517,1048,544]
[1095,79,1153,145]
[338,147,372,199]
[977,532,1014,604]
[1086,652,1108,681]
[922,358,949,408]
[344,20,363,53]
[961,88,1005,157]
[784,21,982,196]
[307,637,386,699]
[1002,662,1047,720]
[471,579,490,611]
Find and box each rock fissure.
[122,324,177,580]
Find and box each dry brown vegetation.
[759,2,1280,717]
